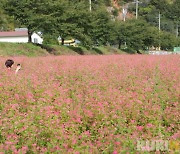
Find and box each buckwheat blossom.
[0,55,179,153]
[171,132,180,140]
[137,126,144,131]
[113,150,118,154]
[146,123,153,128]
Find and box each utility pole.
[122,5,128,22]
[89,0,92,12]
[133,0,141,19]
[176,24,179,38]
[156,12,161,31]
[122,5,128,48]
[158,12,161,50]
[158,12,161,31]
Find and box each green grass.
[49,45,126,55]
[94,46,127,55]
[0,42,48,57]
[0,42,127,57]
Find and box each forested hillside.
[0,0,180,52]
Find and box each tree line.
[0,0,180,52]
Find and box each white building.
[31,32,43,44]
[0,30,43,44]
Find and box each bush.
[122,47,137,54]
[43,34,59,45]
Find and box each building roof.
[0,31,28,37]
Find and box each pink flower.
[27,92,33,99]
[72,139,77,145]
[75,117,82,123]
[5,141,13,145]
[137,126,144,131]
[83,131,90,136]
[115,142,121,145]
[146,123,153,128]
[131,120,136,123]
[171,132,180,140]
[113,150,118,154]
[22,146,28,151]
[85,110,93,118]
[14,94,20,100]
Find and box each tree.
[5,0,45,42]
[53,1,114,47]
[170,0,180,23]
[5,0,92,46]
[87,7,114,46]
[166,0,180,37]
[138,0,177,35]
[149,0,170,13]
[114,19,160,51]
[55,1,88,45]
[160,31,179,50]
[0,0,14,31]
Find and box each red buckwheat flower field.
[0,55,179,153]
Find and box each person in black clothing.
[5,59,14,69]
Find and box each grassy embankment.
[0,42,126,57]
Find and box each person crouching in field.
[5,59,21,74]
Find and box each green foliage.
[160,31,179,50]
[104,0,112,6]
[2,0,180,52]
[112,19,160,51]
[112,8,119,17]
[167,0,180,23]
[43,34,59,45]
[5,0,46,41]
[86,8,114,46]
[149,0,169,12]
[0,131,5,144]
[0,0,14,30]
[137,0,179,35]
[0,42,125,56]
